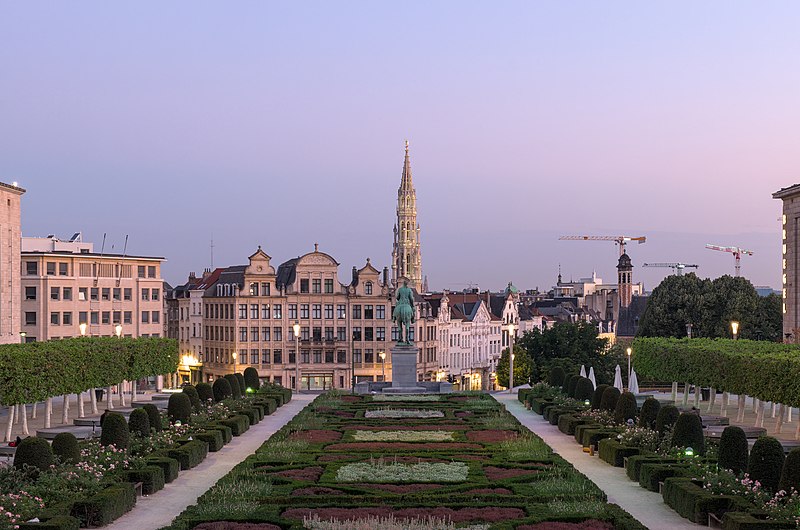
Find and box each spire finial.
[405,139,409,152]
[314,243,318,252]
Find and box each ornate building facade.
[391,141,424,292]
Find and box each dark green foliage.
[614,391,638,424]
[574,377,594,402]
[234,373,246,394]
[561,373,572,394]
[212,378,232,401]
[207,423,233,443]
[656,404,680,435]
[128,408,151,438]
[748,436,785,492]
[496,346,533,389]
[13,436,54,471]
[195,430,225,452]
[70,483,136,527]
[780,448,800,496]
[121,465,165,495]
[165,440,208,470]
[600,386,621,411]
[566,374,581,398]
[167,393,192,424]
[52,432,80,464]
[220,414,250,436]
[100,412,130,449]
[719,426,749,475]
[671,413,705,455]
[196,382,214,404]
[243,367,260,392]
[182,385,202,411]
[224,374,242,399]
[17,516,80,530]
[548,366,566,387]
[143,403,162,432]
[591,384,609,410]
[639,397,661,430]
[144,456,180,483]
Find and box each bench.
[133,481,143,497]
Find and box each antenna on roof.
[117,235,128,286]
[210,234,215,269]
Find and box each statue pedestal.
[384,344,426,394]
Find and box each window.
[59,262,68,276]
[63,312,72,325]
[138,266,146,278]
[46,262,56,276]
[79,311,88,324]
[365,281,373,295]
[312,304,321,319]
[325,327,334,340]
[337,304,346,319]
[273,350,282,364]
[250,349,259,365]
[251,326,259,342]
[142,289,150,301]
[300,279,309,293]
[110,287,119,301]
[261,283,270,296]
[250,304,258,319]
[123,311,132,325]
[312,279,321,293]
[90,312,99,325]
[324,279,333,294]
[113,311,121,324]
[90,288,99,301]
[391,326,399,341]
[102,311,110,324]
[50,287,60,300]
[262,349,270,364]
[50,312,60,325]
[365,327,374,341]
[25,287,36,300]
[288,304,297,319]
[337,326,346,341]
[376,305,385,319]
[249,282,258,296]
[377,327,386,341]
[102,288,110,301]
[262,326,270,341]
[352,305,361,319]
[148,266,156,278]
[151,289,159,301]
[364,305,373,319]
[239,327,248,341]
[300,304,309,319]
[124,288,132,301]
[353,349,362,363]
[301,326,310,341]
[25,262,37,275]
[273,304,282,319]
[25,312,37,325]
[151,311,160,323]
[262,304,270,319]
[352,327,362,341]
[365,349,374,363]
[325,350,334,363]
[337,350,346,363]
[314,350,322,363]
[313,327,322,341]
[301,349,310,362]
[63,287,72,301]
[238,304,247,319]
[324,304,333,319]
[274,327,282,341]
[141,311,149,323]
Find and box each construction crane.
[558,235,646,256]
[705,244,753,277]
[643,263,699,276]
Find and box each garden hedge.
[168,393,192,424]
[164,440,209,470]
[243,367,260,391]
[549,366,566,387]
[221,414,250,436]
[592,384,609,410]
[574,377,594,402]
[234,373,246,395]
[143,403,163,432]
[207,423,233,443]
[196,382,214,404]
[52,432,80,465]
[656,404,680,435]
[128,408,151,438]
[14,436,54,471]
[17,516,80,530]
[719,426,749,475]
[614,391,638,425]
[600,386,621,411]
[70,482,136,527]
[121,465,166,495]
[566,374,581,397]
[748,436,785,492]
[144,456,180,483]
[212,378,232,402]
[182,385,202,411]
[671,413,705,455]
[639,397,660,430]
[195,430,225,452]
[100,412,130,449]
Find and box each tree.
[637,273,707,338]
[496,345,532,389]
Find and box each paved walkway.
[108,394,313,530]
[495,394,698,530]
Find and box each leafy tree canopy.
[496,345,533,389]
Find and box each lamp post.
[731,321,739,340]
[79,322,87,336]
[19,331,26,344]
[232,351,237,375]
[508,323,516,393]
[379,351,386,382]
[626,347,632,390]
[293,322,301,393]
[686,323,693,339]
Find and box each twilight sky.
[2,2,798,291]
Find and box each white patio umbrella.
[579,365,587,378]
[613,365,623,391]
[588,367,597,390]
[629,369,640,395]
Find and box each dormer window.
[365,281,373,295]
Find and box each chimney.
[383,267,389,286]
[189,271,196,281]
[202,268,212,280]
[352,266,358,286]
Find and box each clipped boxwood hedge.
[195,430,225,452]
[121,465,166,495]
[70,482,136,527]
[255,398,278,415]
[164,440,209,470]
[221,414,250,436]
[144,456,180,483]
[598,438,641,468]
[235,407,259,426]
[662,476,751,524]
[721,511,796,529]
[639,462,689,492]
[17,516,80,530]
[207,423,233,443]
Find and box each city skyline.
[4,2,796,290]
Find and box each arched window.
[365,281,373,295]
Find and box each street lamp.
[19,331,26,344]
[115,324,122,338]
[232,351,237,375]
[686,323,693,339]
[79,322,87,336]
[626,347,632,390]
[731,321,739,340]
[508,323,516,393]
[379,351,386,382]
[293,322,301,393]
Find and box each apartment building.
[0,182,24,344]
[20,234,165,341]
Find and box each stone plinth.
[391,344,420,389]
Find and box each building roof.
[21,250,165,261]
[773,184,800,199]
[0,181,26,194]
[617,295,649,337]
[276,258,299,290]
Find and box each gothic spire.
[400,139,413,192]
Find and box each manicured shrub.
[243,367,260,392]
[196,382,214,404]
[748,436,785,492]
[780,447,800,493]
[639,397,661,430]
[144,456,180,483]
[195,429,225,452]
[13,436,54,471]
[224,374,242,399]
[70,482,136,527]
[591,384,609,410]
[549,366,566,388]
[671,413,705,455]
[213,378,232,402]
[561,373,573,395]
[565,375,580,398]
[574,377,594,402]
[100,412,130,449]
[220,414,250,436]
[121,465,165,495]
[52,432,80,464]
[165,439,209,470]
[128,408,151,438]
[17,516,80,530]
[143,403,162,432]
[167,393,192,424]
[656,404,680,436]
[235,373,246,394]
[600,386,621,412]
[182,385,202,412]
[614,391,638,425]
[718,426,749,475]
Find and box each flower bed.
[324,442,482,451]
[364,409,444,419]
[371,395,441,402]
[351,430,455,442]
[336,461,469,483]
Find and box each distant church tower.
[392,140,423,291]
[617,252,633,308]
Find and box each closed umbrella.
[588,367,596,390]
[579,365,587,378]
[629,369,640,395]
[613,365,623,391]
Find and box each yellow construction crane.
[558,235,646,256]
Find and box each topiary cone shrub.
[574,377,594,402]
[213,378,232,402]
[196,382,214,404]
[235,373,246,395]
[591,384,609,410]
[100,412,130,449]
[600,386,621,412]
[182,385,202,412]
[779,447,800,493]
[748,436,785,492]
[168,393,192,424]
[225,374,242,399]
[639,397,661,430]
[128,408,151,438]
[143,403,163,432]
[656,404,680,436]
[52,432,80,465]
[549,366,566,388]
[614,391,638,425]
[14,436,54,471]
[243,367,261,392]
[671,413,705,455]
[561,374,573,395]
[718,426,749,476]
[566,375,581,398]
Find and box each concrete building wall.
[0,183,24,344]
[774,184,800,341]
